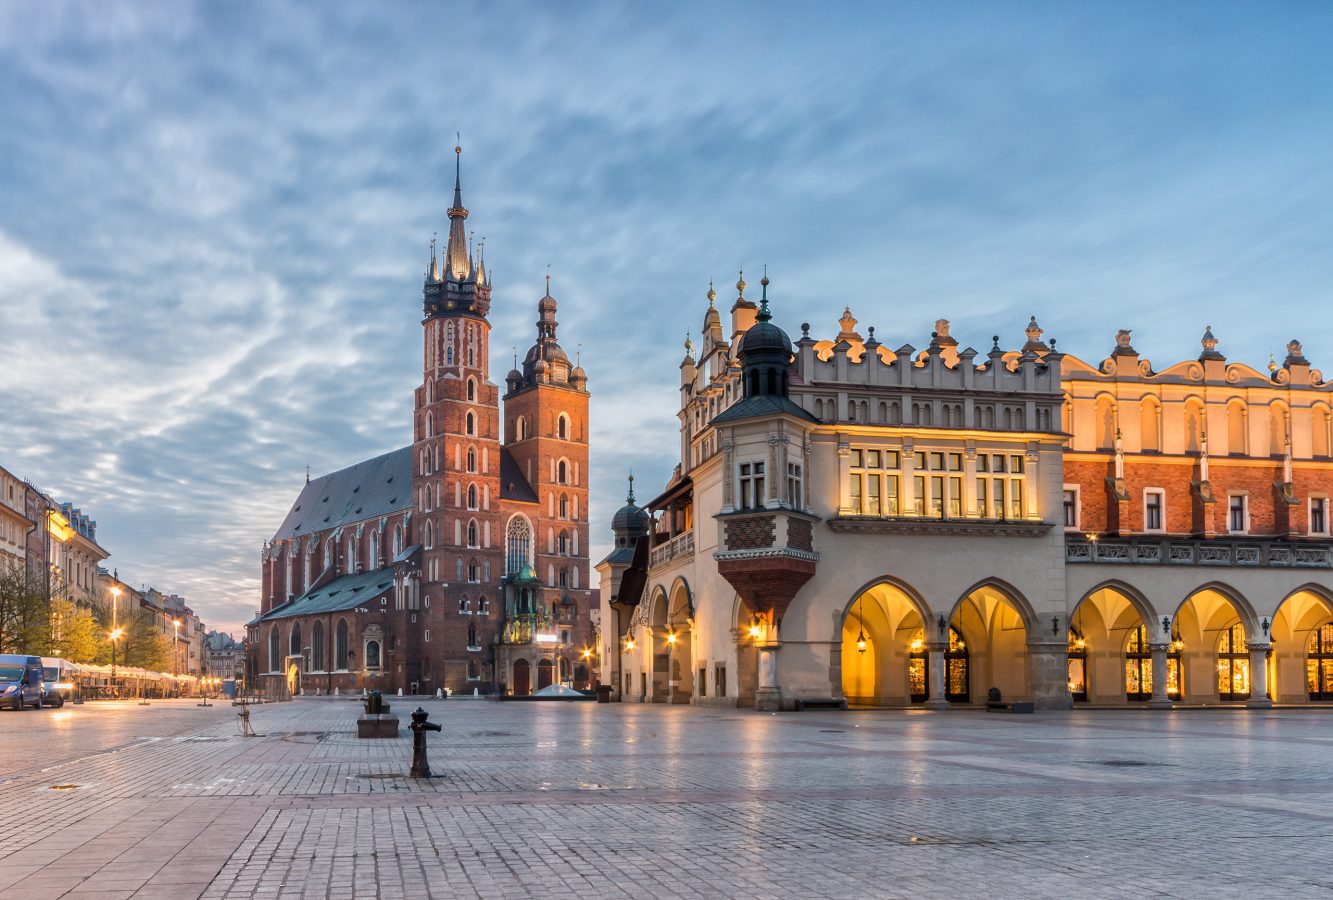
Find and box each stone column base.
[1245,697,1273,709]
[1146,698,1174,710]
[755,688,782,712]
[921,698,948,711]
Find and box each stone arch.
[838,576,932,707]
[837,574,934,641]
[1171,581,1259,634]
[945,578,1035,705]
[1094,392,1117,450]
[949,577,1038,634]
[1069,581,1158,705]
[1272,583,1333,703]
[1074,579,1158,627]
[667,576,693,624]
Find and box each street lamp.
[172,619,181,679]
[109,627,124,697]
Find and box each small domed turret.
[737,271,793,399]
[611,474,650,548]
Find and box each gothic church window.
[467,484,478,510]
[558,414,569,440]
[506,516,532,574]
[467,519,479,548]
[467,378,476,401]
[467,447,477,473]
[466,411,476,436]
[312,621,325,671]
[335,619,349,670]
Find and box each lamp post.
[172,619,181,684]
[109,627,123,698]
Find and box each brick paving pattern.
[2,699,1333,898]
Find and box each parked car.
[40,658,77,708]
[0,654,47,710]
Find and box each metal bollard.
[408,707,442,778]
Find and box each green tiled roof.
[259,567,395,621]
[711,394,819,425]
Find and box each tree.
[48,598,105,663]
[0,559,48,654]
[121,608,171,671]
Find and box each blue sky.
[2,2,1332,634]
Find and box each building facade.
[600,280,1333,710]
[249,151,593,698]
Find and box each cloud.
[2,2,1333,633]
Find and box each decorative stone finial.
[736,269,746,298]
[800,322,810,338]
[1202,325,1217,351]
[1268,353,1278,373]
[1286,339,1308,366]
[627,472,635,505]
[1026,316,1042,342]
[684,331,693,355]
[707,281,716,306]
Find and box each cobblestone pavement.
[2,699,1333,899]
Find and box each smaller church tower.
[498,277,592,691]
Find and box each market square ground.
[1,699,1332,899]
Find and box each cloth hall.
[248,149,592,698]
[597,275,1333,710]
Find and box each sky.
[2,1,1333,636]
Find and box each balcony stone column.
[1147,643,1173,709]
[923,640,948,710]
[1246,642,1273,708]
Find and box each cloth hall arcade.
[249,149,593,698]
[598,275,1333,711]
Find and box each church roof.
[499,447,538,503]
[711,394,818,426]
[257,567,396,622]
[271,446,412,543]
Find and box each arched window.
[289,622,302,657]
[559,494,569,518]
[1308,624,1333,701]
[467,621,477,647]
[1125,624,1181,700]
[1095,396,1116,450]
[558,567,569,588]
[558,530,570,555]
[426,413,434,438]
[467,519,479,548]
[424,521,434,550]
[467,378,476,401]
[269,626,280,673]
[335,619,349,670]
[323,540,332,572]
[907,628,969,704]
[1139,398,1161,453]
[304,543,313,590]
[467,484,478,510]
[557,460,568,484]
[365,640,381,670]
[1269,402,1289,458]
[312,621,325,671]
[1184,399,1204,453]
[466,411,476,436]
[506,515,532,574]
[1314,407,1332,458]
[558,414,569,440]
[1227,401,1248,455]
[393,525,403,557]
[467,447,476,473]
[370,531,380,568]
[516,417,528,441]
[1218,622,1250,701]
[347,538,357,573]
[467,559,479,582]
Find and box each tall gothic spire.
[445,140,470,281]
